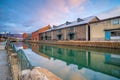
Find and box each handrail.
[8,42,33,70]
[17,49,33,70]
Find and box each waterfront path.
[0,43,11,80]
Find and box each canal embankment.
[7,43,20,80]
[27,40,120,49]
[6,43,62,80]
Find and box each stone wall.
[41,24,87,41]
[30,40,120,49]
[75,25,87,40]
[7,47,20,80]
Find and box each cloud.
[68,0,86,8]
[0,22,34,33]
[0,0,87,33]
[98,6,120,19]
[35,0,87,25]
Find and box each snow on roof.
[44,16,98,33]
[56,16,97,29]
[44,28,53,32]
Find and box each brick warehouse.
[32,25,51,41]
[40,16,99,41]
[33,16,120,41]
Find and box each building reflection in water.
[31,44,50,59]
[23,43,120,80]
[23,44,28,49]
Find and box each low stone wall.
[7,47,20,80]
[28,40,120,49]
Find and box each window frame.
[112,19,119,25]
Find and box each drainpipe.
[86,23,90,41]
[51,31,53,40]
[74,27,76,40]
[86,24,88,41]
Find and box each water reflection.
[105,54,120,66]
[38,44,120,77]
[23,44,28,49]
[15,43,120,80]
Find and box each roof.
[44,16,99,32]
[90,16,120,24]
[32,25,51,34]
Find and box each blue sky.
[0,0,120,34]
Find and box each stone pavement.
[0,44,11,80]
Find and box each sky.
[0,0,120,34]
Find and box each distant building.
[0,32,11,41]
[25,34,32,41]
[0,33,23,41]
[22,33,28,40]
[0,32,10,38]
[22,33,32,41]
[10,34,23,41]
[32,25,51,41]
[10,34,22,38]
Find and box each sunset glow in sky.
[0,0,120,33]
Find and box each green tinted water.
[15,43,120,80]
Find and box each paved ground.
[0,50,11,80]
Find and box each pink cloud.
[29,0,87,27]
[68,0,86,8]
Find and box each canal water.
[14,42,120,80]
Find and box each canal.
[14,42,120,80]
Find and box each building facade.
[32,25,51,41]
[37,16,120,41]
[90,16,120,41]
[40,16,99,41]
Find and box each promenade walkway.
[0,42,11,80]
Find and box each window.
[69,34,74,40]
[110,30,120,40]
[44,35,47,40]
[57,34,62,40]
[58,30,61,33]
[113,19,119,25]
[41,36,43,40]
[69,27,74,31]
[111,31,120,36]
[111,32,116,36]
